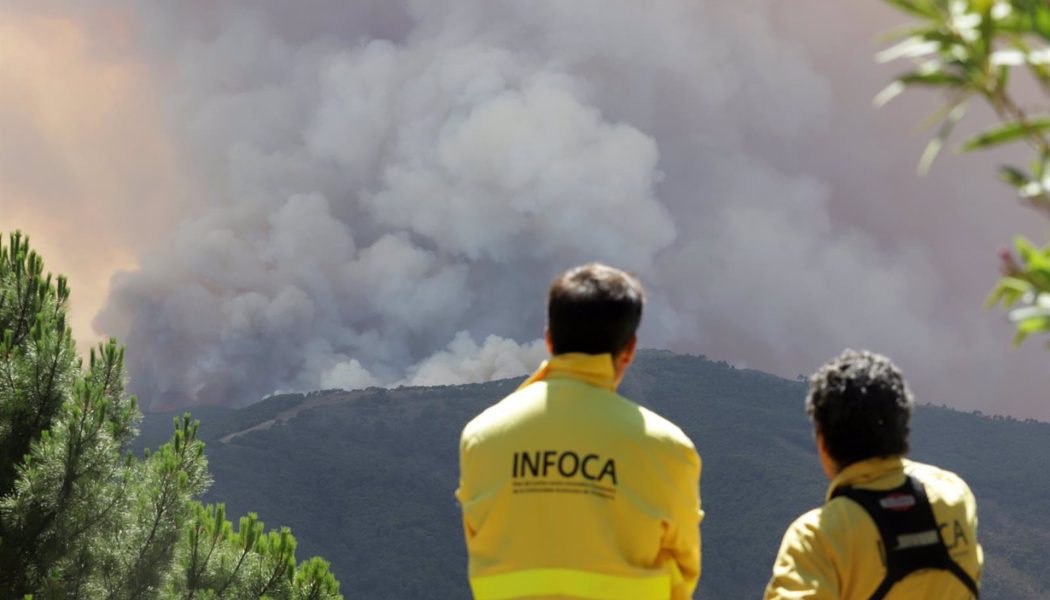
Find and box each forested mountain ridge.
[137,350,1050,599]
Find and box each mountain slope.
[138,350,1050,599]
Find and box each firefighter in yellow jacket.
[765,350,982,600]
[456,263,702,600]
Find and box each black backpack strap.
[945,559,980,598]
[867,577,897,600]
[831,475,978,600]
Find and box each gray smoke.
[9,0,1043,416]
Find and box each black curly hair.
[806,349,913,468]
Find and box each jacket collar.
[825,455,907,501]
[517,353,618,392]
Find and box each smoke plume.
[3,0,1046,418]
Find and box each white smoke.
[5,0,1045,416]
[93,0,687,407]
[404,333,547,388]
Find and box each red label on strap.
[879,493,916,511]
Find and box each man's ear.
[816,431,839,479]
[545,329,554,355]
[618,335,637,367]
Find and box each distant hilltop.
[138,350,1050,599]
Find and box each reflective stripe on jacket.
[457,353,702,600]
[764,457,982,600]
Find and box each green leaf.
[959,116,1050,151]
[1012,328,1031,346]
[986,276,1032,308]
[1011,312,1050,346]
[884,0,940,18]
[878,23,938,43]
[918,95,972,130]
[1038,151,1050,188]
[874,81,907,108]
[986,285,1018,308]
[877,36,941,63]
[999,165,1031,188]
[1009,306,1050,323]
[919,103,968,174]
[972,0,994,13]
[1035,5,1050,41]
[1014,235,1040,262]
[899,70,968,86]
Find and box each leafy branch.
[879,0,1050,345]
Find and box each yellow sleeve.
[667,446,702,600]
[455,432,476,542]
[764,510,839,600]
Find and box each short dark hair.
[805,349,913,468]
[547,263,644,356]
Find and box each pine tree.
[0,231,76,501]
[169,504,340,599]
[0,232,343,600]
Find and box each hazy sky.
[1,1,1046,418]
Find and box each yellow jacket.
[764,457,982,600]
[456,353,702,600]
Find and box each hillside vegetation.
[139,350,1050,599]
